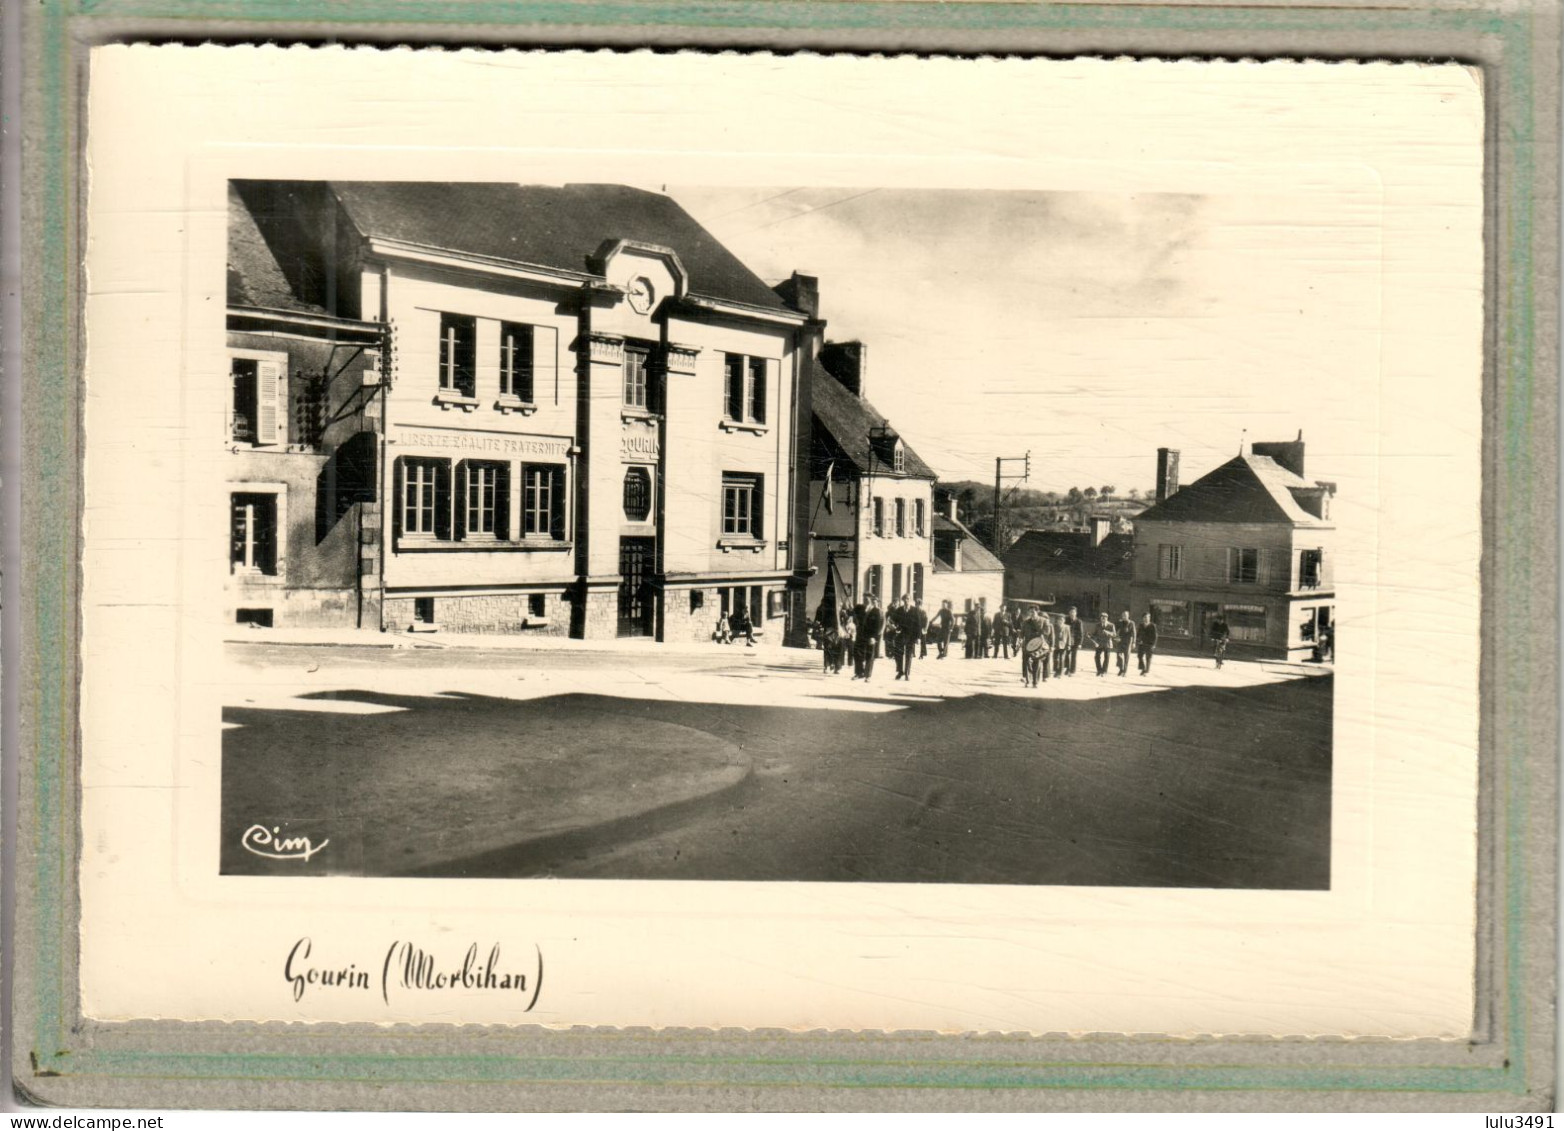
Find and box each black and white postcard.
[77,46,1482,1036]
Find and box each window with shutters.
[915,499,926,537]
[400,458,450,540]
[294,373,326,450]
[499,322,535,403]
[1228,547,1261,585]
[720,473,763,541]
[721,353,770,429]
[866,565,883,600]
[229,352,285,446]
[522,465,566,539]
[438,313,477,398]
[460,461,509,541]
[872,497,885,537]
[230,492,278,575]
[1157,544,1185,580]
[894,498,907,537]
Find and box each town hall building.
[225,180,815,643]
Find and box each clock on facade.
[627,276,655,314]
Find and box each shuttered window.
[400,458,450,539]
[722,353,771,424]
[523,465,566,539]
[230,353,285,445]
[1158,544,1185,580]
[499,322,534,402]
[438,314,476,396]
[460,461,509,540]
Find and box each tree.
[1083,487,1097,501]
[1100,485,1115,500]
[1127,487,1141,501]
[1066,486,1083,505]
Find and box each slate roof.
[1002,531,1135,581]
[324,181,789,311]
[931,514,1005,573]
[1133,453,1329,526]
[227,182,324,313]
[811,364,938,480]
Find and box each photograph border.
[12,0,1559,1111]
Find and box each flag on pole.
[823,459,835,513]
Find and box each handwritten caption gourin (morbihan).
[284,937,544,1010]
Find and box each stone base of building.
[383,591,570,637]
[226,586,364,630]
[572,585,621,639]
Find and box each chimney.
[946,494,959,522]
[1156,448,1180,503]
[1089,514,1110,547]
[819,340,868,400]
[1251,430,1306,478]
[773,271,819,319]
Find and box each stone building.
[1130,438,1336,660]
[226,180,815,642]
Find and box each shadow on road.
[222,674,1332,889]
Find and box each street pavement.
[222,634,1333,888]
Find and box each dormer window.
[893,440,906,474]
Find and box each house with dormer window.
[1129,436,1336,660]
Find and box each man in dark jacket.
[992,606,1013,660]
[1137,612,1159,674]
[893,594,920,680]
[964,606,980,659]
[1019,606,1049,687]
[977,601,992,658]
[1114,610,1137,676]
[1090,613,1116,677]
[1063,607,1085,675]
[915,598,930,660]
[859,596,884,681]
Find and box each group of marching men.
[810,595,1167,688]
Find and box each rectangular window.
[912,562,924,600]
[722,474,762,538]
[400,458,451,539]
[872,497,885,537]
[461,461,509,540]
[523,465,566,539]
[915,500,926,537]
[235,607,274,628]
[866,565,883,600]
[894,499,907,537]
[438,314,476,397]
[230,493,278,575]
[1228,547,1261,584]
[414,597,436,625]
[746,357,767,423]
[499,322,535,402]
[723,353,769,424]
[529,593,547,618]
[1157,544,1184,580]
[1299,548,1324,589]
[1225,603,1268,642]
[1150,600,1190,637]
[230,354,284,445]
[623,344,650,410]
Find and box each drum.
[1024,636,1046,654]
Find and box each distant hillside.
[938,479,1151,551]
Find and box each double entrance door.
[617,537,656,638]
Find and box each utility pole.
[991,452,1030,554]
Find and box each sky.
[669,185,1379,494]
